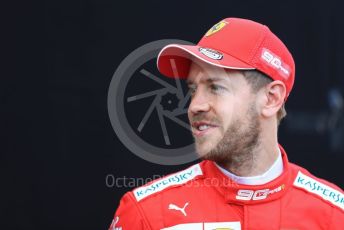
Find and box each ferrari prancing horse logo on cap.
[205,20,228,37]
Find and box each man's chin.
[195,136,220,152]
[196,144,217,160]
[195,147,210,159]
[200,151,229,165]
[195,141,229,163]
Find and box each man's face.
[187,61,261,164]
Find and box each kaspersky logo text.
[293,171,344,210]
[133,164,203,201]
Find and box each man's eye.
[188,85,196,94]
[210,84,225,92]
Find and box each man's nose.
[188,90,211,114]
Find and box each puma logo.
[168,202,189,216]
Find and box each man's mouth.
[191,121,218,136]
[198,124,211,131]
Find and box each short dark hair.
[242,70,287,125]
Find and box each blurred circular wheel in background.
[108,39,199,165]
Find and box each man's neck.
[215,147,283,185]
[217,143,280,177]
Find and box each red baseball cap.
[157,18,295,98]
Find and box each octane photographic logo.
[107,39,198,165]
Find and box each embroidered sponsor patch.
[199,47,223,60]
[204,221,241,230]
[161,222,241,230]
[235,184,285,201]
[161,223,203,230]
[260,48,290,79]
[133,164,203,201]
[109,216,122,230]
[293,171,344,210]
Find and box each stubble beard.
[198,104,261,168]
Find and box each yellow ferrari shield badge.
[205,20,228,37]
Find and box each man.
[110,18,344,229]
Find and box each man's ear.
[260,80,286,118]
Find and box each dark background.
[4,0,344,229]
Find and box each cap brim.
[157,44,255,79]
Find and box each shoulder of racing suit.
[289,163,344,213]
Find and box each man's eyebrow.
[205,77,226,83]
[186,77,227,85]
[186,77,226,85]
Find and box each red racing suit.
[109,147,344,229]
